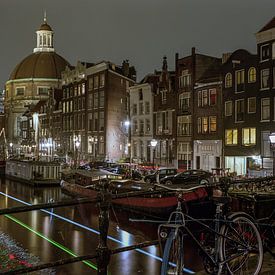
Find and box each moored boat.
[110,180,209,216]
[60,173,211,217]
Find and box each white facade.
[129,83,154,163]
[193,140,222,172]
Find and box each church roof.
[9,52,70,80]
[258,17,275,33]
[39,22,52,31]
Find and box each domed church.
[4,15,70,151]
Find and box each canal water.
[0,177,203,274]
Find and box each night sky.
[1,0,275,89]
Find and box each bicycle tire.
[219,213,263,275]
[161,230,184,275]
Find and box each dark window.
[196,156,200,170]
[261,44,270,61]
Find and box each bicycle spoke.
[219,215,263,275]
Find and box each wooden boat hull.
[60,180,98,199]
[112,187,208,216]
[61,177,209,217]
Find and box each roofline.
[6,78,60,85]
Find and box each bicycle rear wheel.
[219,214,263,275]
[161,230,184,275]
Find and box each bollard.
[96,179,112,275]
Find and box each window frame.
[261,97,270,121]
[242,127,256,146]
[225,73,232,88]
[247,97,256,114]
[248,67,256,83]
[260,69,270,90]
[225,129,238,145]
[225,101,233,116]
[16,86,25,96]
[235,99,245,122]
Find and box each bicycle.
[156,183,263,275]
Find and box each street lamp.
[75,140,80,169]
[269,133,275,176]
[150,139,158,170]
[9,142,13,158]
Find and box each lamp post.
[269,133,275,176]
[75,140,80,169]
[150,139,158,170]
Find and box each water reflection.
[0,177,202,274]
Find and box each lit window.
[202,90,208,106]
[247,97,256,113]
[248,67,256,83]
[209,116,217,132]
[225,73,232,88]
[261,98,270,121]
[261,69,270,89]
[82,83,85,94]
[225,101,232,116]
[242,128,256,146]
[225,129,238,145]
[202,117,208,133]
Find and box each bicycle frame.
[158,197,261,274]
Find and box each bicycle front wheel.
[219,214,263,275]
[161,230,184,275]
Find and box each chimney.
[222,53,232,64]
[122,60,130,77]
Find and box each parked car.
[144,168,178,183]
[160,169,212,185]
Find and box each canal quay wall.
[5,160,61,186]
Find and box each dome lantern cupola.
[33,12,55,53]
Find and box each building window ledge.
[260,120,270,122]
